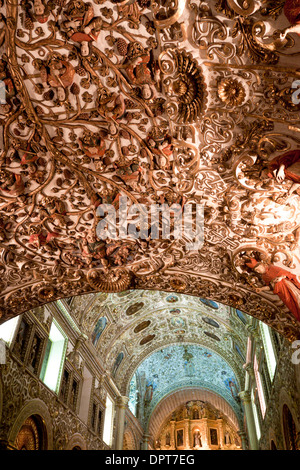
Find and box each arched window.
[103,395,114,446]
[40,319,68,393]
[259,323,277,381]
[14,415,47,450]
[283,404,298,450]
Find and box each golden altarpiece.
[155,400,241,450]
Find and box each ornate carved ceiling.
[0,0,300,340]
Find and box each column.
[239,391,259,450]
[114,396,129,450]
[217,419,224,449]
[141,433,151,450]
[184,419,190,449]
[170,420,176,449]
[202,418,209,449]
[237,430,248,450]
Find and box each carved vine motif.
[0,0,299,339]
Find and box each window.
[13,319,31,361]
[97,409,102,435]
[91,401,103,436]
[0,316,18,346]
[251,388,261,441]
[259,322,277,381]
[40,320,67,393]
[254,355,266,417]
[128,373,138,416]
[103,395,114,446]
[59,369,70,403]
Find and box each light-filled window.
[259,322,277,381]
[40,320,67,393]
[0,316,19,345]
[254,354,266,417]
[251,388,261,441]
[128,373,138,416]
[103,395,114,446]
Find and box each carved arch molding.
[0,0,300,340]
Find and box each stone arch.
[0,278,298,343]
[123,427,137,450]
[65,433,87,450]
[8,399,53,450]
[147,388,241,438]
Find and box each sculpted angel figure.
[97,91,125,122]
[40,54,75,101]
[246,258,300,322]
[122,41,158,99]
[79,130,106,166]
[267,149,300,196]
[62,0,103,56]
[280,0,300,39]
[146,127,173,170]
[0,169,24,197]
[24,0,51,25]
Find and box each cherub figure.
[62,0,103,56]
[79,130,106,167]
[79,229,109,267]
[0,169,24,196]
[267,149,300,196]
[123,41,158,99]
[146,127,173,170]
[24,0,51,25]
[28,225,59,250]
[40,53,75,101]
[97,90,125,122]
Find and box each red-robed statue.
[268,149,300,195]
[281,0,300,38]
[246,258,300,322]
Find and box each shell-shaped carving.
[87,269,132,293]
[170,50,207,123]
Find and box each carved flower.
[82,92,93,103]
[37,285,55,300]
[217,78,246,107]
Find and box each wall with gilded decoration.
[259,339,300,450]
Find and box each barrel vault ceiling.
[68,290,252,401]
[0,0,300,340]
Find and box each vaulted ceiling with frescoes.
[127,344,243,425]
[66,290,252,403]
[58,289,261,432]
[0,0,300,341]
